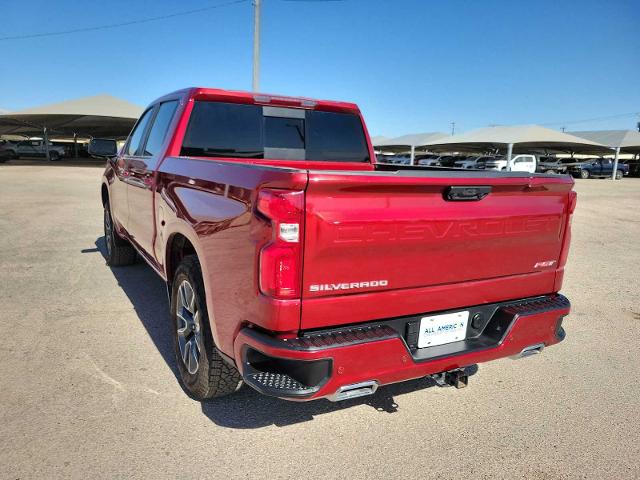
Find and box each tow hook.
[430,368,469,389]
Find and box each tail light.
[256,189,304,299]
[568,190,577,215]
[558,190,577,269]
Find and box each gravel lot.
[1,163,639,479]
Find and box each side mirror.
[88,138,117,158]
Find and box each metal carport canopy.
[570,130,640,154]
[422,125,611,154]
[0,94,143,139]
[570,129,640,180]
[421,124,612,172]
[373,132,450,162]
[374,131,450,150]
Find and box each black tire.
[171,255,242,400]
[49,151,60,161]
[580,169,590,179]
[103,203,137,266]
[615,170,623,180]
[545,169,555,174]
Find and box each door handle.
[124,176,149,189]
[445,186,491,201]
[130,168,151,177]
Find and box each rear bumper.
[233,294,570,401]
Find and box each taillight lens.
[256,189,304,299]
[568,190,577,214]
[558,190,577,269]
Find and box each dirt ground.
[1,163,639,479]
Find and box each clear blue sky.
[1,0,638,136]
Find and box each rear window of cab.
[181,101,370,163]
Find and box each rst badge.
[534,260,556,268]
[309,280,388,293]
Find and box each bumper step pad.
[246,371,315,394]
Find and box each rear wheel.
[580,169,590,179]
[615,170,623,180]
[171,255,242,400]
[103,203,137,266]
[49,151,60,161]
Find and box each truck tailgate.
[300,170,573,329]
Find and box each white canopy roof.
[423,125,611,154]
[374,132,450,151]
[570,130,640,154]
[0,94,143,139]
[370,135,390,145]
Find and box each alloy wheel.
[176,280,202,375]
[104,208,113,256]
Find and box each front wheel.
[103,203,137,266]
[615,170,623,180]
[171,255,242,400]
[580,169,590,179]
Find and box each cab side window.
[125,108,154,156]
[142,101,179,157]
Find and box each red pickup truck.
[91,87,575,402]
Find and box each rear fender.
[161,217,227,352]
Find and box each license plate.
[417,311,469,348]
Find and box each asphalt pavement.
[1,162,639,479]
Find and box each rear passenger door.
[111,107,154,233]
[125,100,179,259]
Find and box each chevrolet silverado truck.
[91,87,575,402]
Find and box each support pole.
[73,133,78,159]
[43,127,51,161]
[252,0,261,91]
[410,145,415,165]
[506,143,513,171]
[611,147,620,180]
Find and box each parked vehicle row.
[376,152,631,179]
[418,153,540,173]
[0,139,82,162]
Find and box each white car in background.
[484,154,537,173]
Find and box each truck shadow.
[93,236,478,429]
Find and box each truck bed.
[157,157,573,349]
